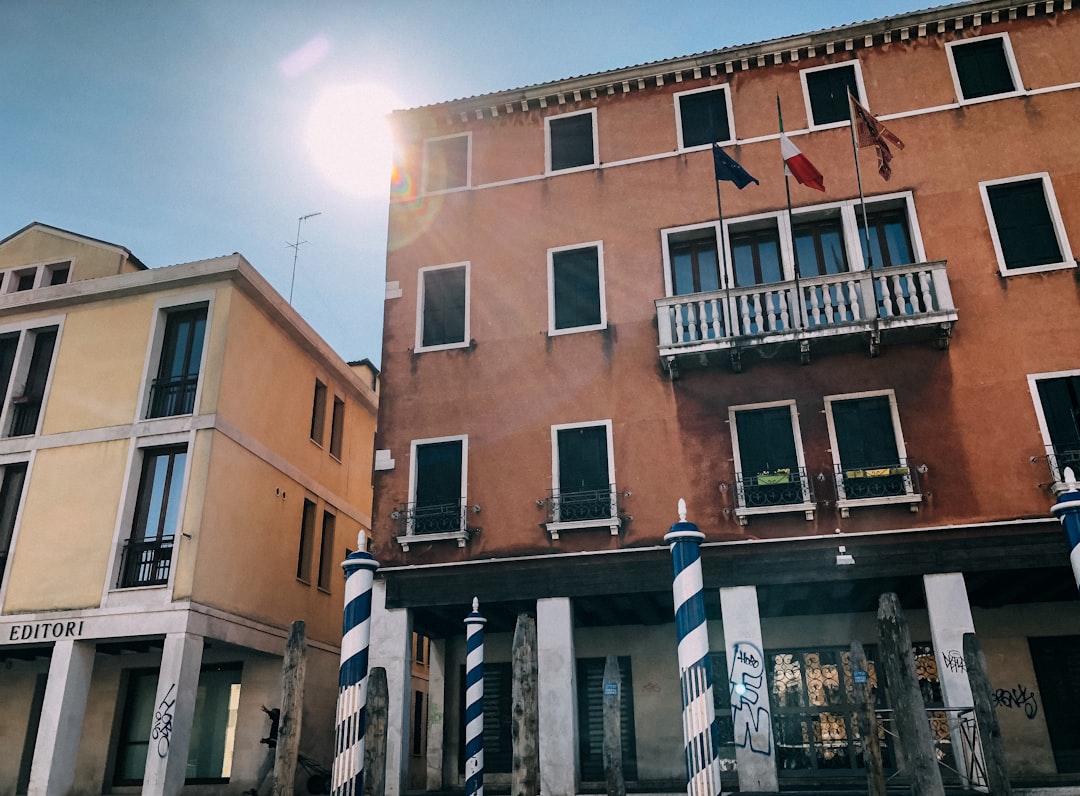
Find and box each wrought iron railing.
[147,374,199,418]
[546,484,620,524]
[8,397,42,437]
[394,499,466,536]
[118,535,174,588]
[833,458,920,502]
[733,466,815,509]
[875,707,986,788]
[1046,447,1080,487]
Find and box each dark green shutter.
[735,407,798,475]
[422,267,467,346]
[553,247,602,329]
[550,114,594,171]
[415,440,462,508]
[679,90,731,147]
[953,38,1015,99]
[806,65,859,125]
[1038,377,1080,457]
[558,426,609,492]
[832,396,900,469]
[988,180,1062,270]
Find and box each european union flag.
[712,144,759,189]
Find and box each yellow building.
[0,223,378,796]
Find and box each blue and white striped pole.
[665,499,722,796]
[464,597,487,796]
[1051,466,1080,593]
[331,531,380,796]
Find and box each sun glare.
[305,82,401,198]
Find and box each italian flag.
[780,134,825,192]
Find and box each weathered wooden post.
[511,613,539,796]
[665,499,722,796]
[602,655,626,796]
[363,667,389,796]
[1051,467,1080,593]
[877,592,944,795]
[272,620,307,796]
[464,598,487,796]
[850,640,886,796]
[963,632,1012,796]
[331,532,380,796]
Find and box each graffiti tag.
[992,684,1038,719]
[151,683,177,757]
[729,641,772,755]
[942,649,966,674]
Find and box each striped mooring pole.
[665,499,722,796]
[331,531,380,796]
[464,597,487,796]
[1051,466,1080,593]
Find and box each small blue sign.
[604,683,618,695]
[853,670,868,685]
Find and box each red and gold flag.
[851,96,905,180]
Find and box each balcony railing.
[1045,447,1080,494]
[393,499,470,551]
[147,374,199,418]
[117,535,174,588]
[543,484,623,539]
[655,261,957,375]
[731,466,816,525]
[832,458,922,517]
[7,397,42,437]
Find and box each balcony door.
[734,406,803,507]
[556,425,612,521]
[413,440,463,534]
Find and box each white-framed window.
[422,133,471,194]
[979,173,1073,276]
[729,400,815,524]
[548,241,606,335]
[139,295,211,420]
[0,319,62,438]
[675,85,735,150]
[0,459,28,589]
[800,61,866,129]
[416,262,470,352]
[547,419,619,537]
[545,108,598,174]
[1,260,71,293]
[824,389,921,515]
[1028,369,1080,492]
[398,434,469,549]
[946,33,1022,104]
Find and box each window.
[2,261,70,292]
[296,498,316,583]
[825,391,919,514]
[548,242,605,334]
[577,657,637,781]
[4,326,57,437]
[794,214,849,277]
[546,109,597,173]
[330,397,344,459]
[0,461,27,584]
[14,271,35,292]
[1031,372,1080,485]
[404,436,466,539]
[118,445,186,588]
[317,510,335,591]
[417,263,469,351]
[423,133,470,193]
[980,175,1071,275]
[47,262,70,286]
[802,63,862,127]
[676,86,733,149]
[148,305,207,418]
[947,35,1019,102]
[310,380,327,444]
[730,403,813,522]
[670,229,721,295]
[858,206,915,268]
[551,421,616,527]
[731,221,784,287]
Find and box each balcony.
[117,535,174,588]
[541,484,625,539]
[1043,447,1080,495]
[655,261,957,376]
[832,459,922,517]
[147,374,199,418]
[729,466,817,525]
[394,499,472,551]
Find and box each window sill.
[678,140,735,154]
[958,88,1024,106]
[396,528,471,552]
[548,323,607,338]
[734,502,816,526]
[415,340,470,353]
[998,260,1076,278]
[545,517,621,540]
[836,493,921,518]
[546,162,598,177]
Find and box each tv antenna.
[287,212,321,304]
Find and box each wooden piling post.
[877,593,944,795]
[512,614,539,796]
[272,620,307,796]
[964,632,1012,796]
[850,641,887,796]
[602,655,626,796]
[364,667,389,796]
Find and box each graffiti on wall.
[152,683,177,757]
[992,684,1038,719]
[942,649,967,674]
[729,641,772,755]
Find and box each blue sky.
[2,0,930,365]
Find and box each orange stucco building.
[369,0,1080,791]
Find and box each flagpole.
[848,90,876,271]
[777,95,807,332]
[712,153,734,339]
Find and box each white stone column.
[537,597,577,796]
[28,638,96,796]
[369,578,413,796]
[426,637,447,790]
[720,585,778,793]
[142,632,204,796]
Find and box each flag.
[850,95,905,181]
[712,144,759,189]
[779,134,825,192]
